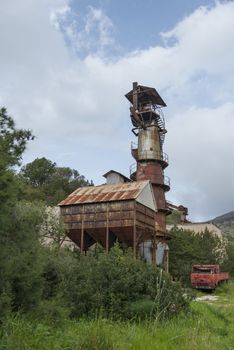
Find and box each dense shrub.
[168,227,223,286]
[0,201,46,318]
[221,237,234,276]
[61,244,189,321]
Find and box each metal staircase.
[155,108,167,147]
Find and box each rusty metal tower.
[126,82,170,245]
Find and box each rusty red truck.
[191,264,229,290]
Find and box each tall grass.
[1,282,233,350]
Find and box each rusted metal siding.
[136,162,170,191]
[125,84,167,107]
[138,124,161,161]
[60,199,156,252]
[61,201,154,230]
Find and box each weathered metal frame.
[60,199,156,258]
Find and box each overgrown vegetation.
[168,226,226,285]
[221,236,234,276]
[166,209,182,225]
[18,157,93,205]
[0,282,233,350]
[61,245,189,320]
[1,108,234,349]
[168,225,234,285]
[0,108,188,320]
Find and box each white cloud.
[0,0,234,220]
[50,4,114,56]
[85,6,114,47]
[50,4,71,30]
[162,3,234,76]
[166,102,234,220]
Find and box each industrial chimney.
[125,82,170,269]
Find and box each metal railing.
[163,175,170,188]
[129,163,170,189]
[131,142,168,163]
[137,150,169,163]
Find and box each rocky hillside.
[209,211,234,236]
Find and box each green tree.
[166,210,182,225]
[0,108,33,210]
[4,201,46,312]
[168,226,222,285]
[20,157,56,187]
[0,108,45,317]
[19,158,92,205]
[0,108,33,168]
[221,236,234,276]
[44,166,91,205]
[40,206,67,249]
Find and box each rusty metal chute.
[59,180,161,263]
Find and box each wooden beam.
[152,233,156,265]
[80,204,84,254]
[133,202,136,259]
[106,203,109,253]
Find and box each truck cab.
[191,264,229,290]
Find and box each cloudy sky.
[1,0,234,221]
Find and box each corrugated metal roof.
[59,180,150,206]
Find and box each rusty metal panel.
[71,206,82,214]
[108,202,122,211]
[69,223,82,230]
[96,221,108,228]
[108,210,134,220]
[136,213,148,224]
[83,214,97,221]
[136,202,155,218]
[94,213,107,221]
[122,201,135,210]
[120,211,135,219]
[108,200,134,211]
[60,191,159,253]
[59,181,149,206]
[135,203,146,214]
[62,201,155,231]
[93,203,107,212]
[125,84,166,107]
[136,214,154,226]
[61,207,74,214]
[83,204,96,212]
[108,212,123,220]
[145,207,155,218]
[109,219,134,227]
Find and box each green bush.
[168,227,222,286]
[62,244,189,321]
[127,299,155,320]
[0,201,46,317]
[28,299,70,326]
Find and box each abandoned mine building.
[59,82,188,272]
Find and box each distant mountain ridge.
[209,211,234,236]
